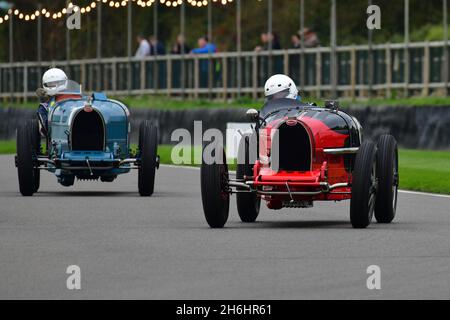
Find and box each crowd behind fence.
[0,40,449,102]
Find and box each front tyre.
[236,135,260,222]
[138,120,158,196]
[201,147,230,228]
[350,141,378,228]
[375,134,399,223]
[17,119,40,196]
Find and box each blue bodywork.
[45,93,133,185]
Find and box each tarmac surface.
[0,155,449,299]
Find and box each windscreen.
[260,98,307,118]
[59,80,82,95]
[265,88,291,101]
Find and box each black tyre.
[375,134,399,223]
[138,120,158,196]
[17,119,40,196]
[60,175,75,187]
[236,135,260,222]
[29,119,41,193]
[350,141,378,228]
[201,146,230,228]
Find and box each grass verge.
[398,149,450,195]
[1,140,449,195]
[0,140,16,155]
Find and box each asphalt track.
[0,155,449,299]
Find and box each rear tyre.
[17,119,40,196]
[138,120,158,196]
[236,135,260,223]
[60,175,75,187]
[29,119,41,193]
[350,141,378,228]
[375,134,399,223]
[201,145,230,228]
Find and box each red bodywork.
[251,115,353,210]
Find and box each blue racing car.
[15,80,159,196]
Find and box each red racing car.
[201,98,399,229]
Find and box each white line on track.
[398,190,450,199]
[161,164,450,199]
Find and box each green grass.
[158,145,202,167]
[4,95,450,111]
[399,149,450,195]
[2,140,449,194]
[0,140,16,155]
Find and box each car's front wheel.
[350,141,378,228]
[16,119,40,196]
[201,145,230,228]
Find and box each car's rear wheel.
[17,119,40,196]
[30,119,41,193]
[201,145,230,228]
[236,135,260,223]
[350,141,378,228]
[375,134,399,223]
[138,120,158,196]
[60,175,75,187]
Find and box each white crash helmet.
[42,68,68,96]
[264,74,299,101]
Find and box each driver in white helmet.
[37,68,68,133]
[264,74,300,101]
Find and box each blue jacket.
[192,43,217,73]
[191,43,217,54]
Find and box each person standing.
[191,36,217,55]
[171,34,191,55]
[301,28,320,48]
[149,36,166,56]
[135,34,151,58]
[191,36,217,88]
[291,33,302,49]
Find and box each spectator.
[191,36,217,88]
[135,34,150,58]
[255,32,281,52]
[301,28,320,48]
[255,33,269,52]
[291,33,301,49]
[149,36,166,56]
[171,34,191,54]
[191,36,217,54]
[267,32,282,50]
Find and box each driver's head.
[264,74,299,101]
[42,68,68,96]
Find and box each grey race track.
[0,155,449,299]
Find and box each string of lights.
[0,0,235,24]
